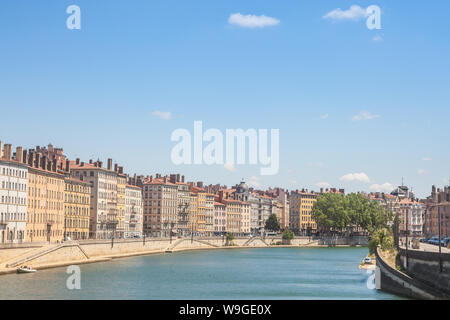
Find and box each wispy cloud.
[152,110,171,120]
[370,182,393,193]
[323,5,367,21]
[319,113,329,119]
[223,163,236,172]
[340,172,370,183]
[372,35,383,42]
[352,111,380,121]
[316,182,331,188]
[417,169,428,175]
[421,157,432,161]
[228,13,280,28]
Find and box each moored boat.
[17,266,37,274]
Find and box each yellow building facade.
[26,167,65,243]
[64,178,91,240]
[289,191,318,234]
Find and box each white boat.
[17,266,37,274]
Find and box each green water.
[0,247,401,299]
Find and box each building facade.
[290,190,318,235]
[0,143,28,244]
[64,177,91,240]
[70,160,119,239]
[125,184,143,238]
[26,154,65,243]
[143,176,178,237]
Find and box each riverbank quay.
[0,236,368,275]
[376,247,450,299]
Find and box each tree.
[282,229,294,241]
[265,214,280,232]
[312,193,390,235]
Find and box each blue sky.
[1,1,449,198]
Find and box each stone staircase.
[5,242,89,268]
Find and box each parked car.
[428,236,439,245]
[440,237,450,247]
[419,238,429,243]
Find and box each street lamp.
[438,205,442,273]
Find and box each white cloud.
[228,13,280,28]
[352,111,381,121]
[370,182,394,193]
[223,163,236,172]
[152,110,171,120]
[323,5,368,21]
[319,113,329,119]
[249,176,261,188]
[372,35,383,42]
[421,157,432,161]
[340,172,370,183]
[417,169,428,175]
[316,182,331,188]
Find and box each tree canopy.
[265,214,281,232]
[311,193,391,234]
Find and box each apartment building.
[64,177,91,240]
[26,151,65,243]
[125,184,143,238]
[142,175,178,237]
[70,159,119,239]
[290,190,318,235]
[0,143,28,244]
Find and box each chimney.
[219,190,224,203]
[28,151,34,166]
[80,161,84,167]
[52,159,57,172]
[22,149,27,164]
[16,146,23,163]
[89,159,93,164]
[182,175,185,183]
[66,159,70,172]
[118,166,123,174]
[99,161,103,168]
[163,176,168,184]
[114,163,118,172]
[3,144,12,160]
[35,153,41,168]
[41,156,47,171]
[177,174,180,183]
[107,158,113,170]
[170,174,176,184]
[76,158,80,165]
[150,176,153,182]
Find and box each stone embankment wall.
[398,248,450,296]
[375,247,450,299]
[0,236,365,274]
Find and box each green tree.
[265,214,280,232]
[282,229,294,241]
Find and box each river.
[0,247,402,299]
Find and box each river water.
[0,247,401,300]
